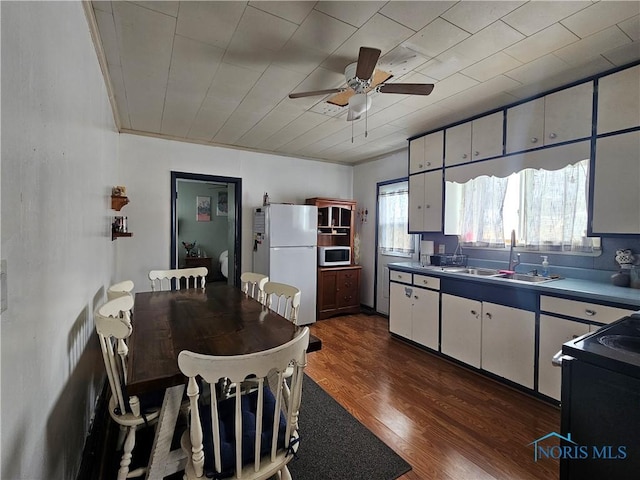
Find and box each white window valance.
[445,141,591,184]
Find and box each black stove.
[562,312,640,379]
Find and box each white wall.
[116,134,353,291]
[353,150,409,308]
[1,2,119,479]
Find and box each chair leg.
[118,425,136,480]
[279,466,292,480]
[116,425,127,450]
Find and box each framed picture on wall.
[216,191,228,216]
[197,196,211,222]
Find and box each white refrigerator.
[253,204,318,325]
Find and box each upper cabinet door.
[591,130,640,234]
[445,122,472,167]
[505,97,544,154]
[597,65,640,135]
[471,112,504,161]
[544,82,593,146]
[409,131,444,174]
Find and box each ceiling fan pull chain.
[365,92,368,138]
[351,118,354,143]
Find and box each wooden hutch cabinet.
[306,197,361,320]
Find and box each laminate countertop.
[388,262,640,309]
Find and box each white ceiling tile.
[237,105,307,148]
[261,112,331,151]
[288,10,357,54]
[380,1,457,32]
[272,45,329,76]
[94,8,120,67]
[602,40,640,65]
[436,75,521,112]
[561,1,640,38]
[377,45,430,78]
[462,52,522,82]
[402,73,478,109]
[320,13,414,74]
[619,14,640,41]
[315,1,387,28]
[418,53,476,81]
[504,54,570,85]
[112,2,175,131]
[287,118,348,154]
[248,1,315,25]
[441,1,525,34]
[403,18,470,59]
[504,23,579,64]
[132,1,179,18]
[554,26,631,66]
[176,2,245,49]
[449,21,525,62]
[502,1,591,36]
[233,5,298,51]
[161,36,225,137]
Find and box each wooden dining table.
[127,283,321,479]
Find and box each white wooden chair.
[263,282,301,325]
[240,272,269,304]
[95,295,161,480]
[178,327,309,480]
[107,280,135,300]
[148,267,208,291]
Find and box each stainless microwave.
[318,246,351,266]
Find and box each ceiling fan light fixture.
[348,93,371,118]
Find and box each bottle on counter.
[541,256,549,277]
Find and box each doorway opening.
[171,172,242,287]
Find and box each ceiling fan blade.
[355,47,381,80]
[288,88,345,99]
[378,83,434,95]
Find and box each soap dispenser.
[541,256,549,277]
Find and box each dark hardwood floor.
[305,313,560,480]
[93,312,560,480]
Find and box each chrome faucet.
[508,229,521,272]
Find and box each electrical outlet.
[1,259,7,313]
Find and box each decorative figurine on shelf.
[611,248,635,287]
[182,241,197,258]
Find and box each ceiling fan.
[289,46,434,121]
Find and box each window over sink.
[445,159,601,254]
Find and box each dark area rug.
[288,375,412,480]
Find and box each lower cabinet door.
[441,294,482,368]
[481,302,535,388]
[411,288,439,350]
[538,314,590,400]
[389,282,412,338]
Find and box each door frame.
[170,171,242,287]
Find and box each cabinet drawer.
[390,271,413,284]
[413,274,440,291]
[540,296,634,324]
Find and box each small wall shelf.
[111,195,129,211]
[112,232,133,241]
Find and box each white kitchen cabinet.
[591,130,640,234]
[445,112,503,166]
[408,170,442,232]
[538,314,590,401]
[441,293,482,368]
[389,279,440,350]
[597,64,640,134]
[540,296,634,326]
[481,302,535,389]
[409,131,444,174]
[505,82,593,153]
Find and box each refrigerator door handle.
[552,350,575,367]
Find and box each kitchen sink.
[441,267,503,276]
[501,273,557,283]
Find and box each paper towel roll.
[421,241,434,255]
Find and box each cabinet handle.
[414,295,419,300]
[530,137,538,143]
[418,163,423,168]
[417,205,422,209]
[425,204,431,209]
[585,309,596,316]
[462,153,468,159]
[471,309,477,315]
[474,151,480,156]
[549,132,557,139]
[485,312,493,320]
[422,279,428,285]
[426,161,431,167]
